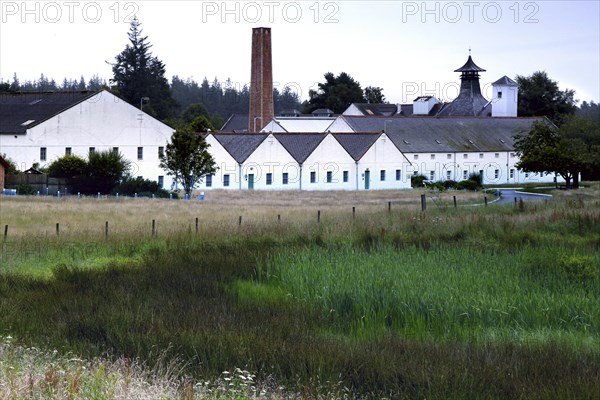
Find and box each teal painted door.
[364,170,370,190]
[248,174,254,190]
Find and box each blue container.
[200,192,205,201]
[2,189,17,196]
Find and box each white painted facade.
[403,150,559,185]
[198,134,301,191]
[0,90,175,189]
[301,135,358,191]
[492,80,519,117]
[240,134,299,190]
[353,134,412,190]
[200,134,241,190]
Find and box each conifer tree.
[110,16,177,120]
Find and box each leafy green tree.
[81,150,131,194]
[159,129,217,195]
[181,103,210,124]
[47,155,87,178]
[514,119,597,188]
[190,116,215,133]
[364,86,386,104]
[516,71,577,125]
[110,16,177,120]
[304,72,365,114]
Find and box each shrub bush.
[442,180,457,189]
[16,183,36,195]
[411,174,428,188]
[456,180,480,191]
[112,177,173,198]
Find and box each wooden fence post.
[152,219,156,236]
[421,194,426,211]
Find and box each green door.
[364,170,370,190]
[248,174,254,190]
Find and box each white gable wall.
[302,134,356,191]
[198,135,240,190]
[326,116,355,133]
[358,134,412,190]
[1,90,175,188]
[242,134,299,190]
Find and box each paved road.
[494,189,552,205]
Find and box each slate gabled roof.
[220,114,249,132]
[274,133,327,163]
[381,117,544,153]
[0,90,99,134]
[212,133,268,163]
[332,133,381,161]
[493,76,518,87]
[340,115,545,152]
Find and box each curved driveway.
[494,189,552,205]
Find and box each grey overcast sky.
[1,0,599,104]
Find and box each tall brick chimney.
[249,27,274,133]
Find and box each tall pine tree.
[110,16,177,120]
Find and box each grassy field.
[0,187,598,398]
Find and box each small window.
[137,147,143,160]
[395,169,401,181]
[223,174,230,187]
[206,175,213,187]
[380,170,386,181]
[429,171,434,180]
[282,172,289,185]
[495,153,499,158]
[525,172,529,178]
[158,146,164,158]
[89,147,95,154]
[479,153,484,159]
[414,154,419,160]
[343,171,349,183]
[113,147,119,154]
[446,171,451,180]
[326,171,333,183]
[463,154,468,159]
[447,154,452,159]
[310,171,316,183]
[266,173,273,185]
[463,170,468,180]
[510,169,515,179]
[430,154,435,160]
[65,147,72,156]
[158,176,164,188]
[40,147,47,161]
[494,169,499,179]
[498,91,503,99]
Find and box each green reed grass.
[259,244,599,348]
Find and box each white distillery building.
[198,132,412,191]
[0,89,175,188]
